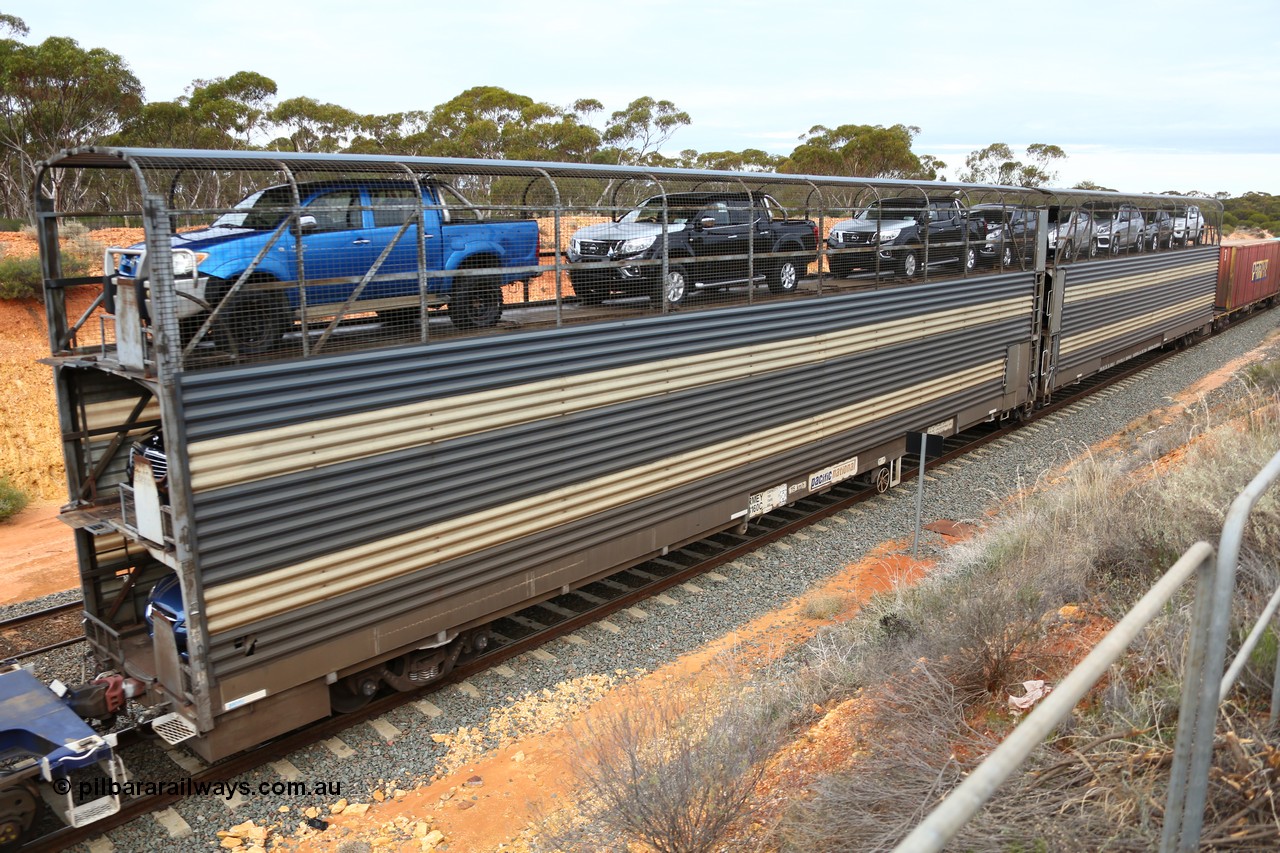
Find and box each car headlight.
[1097,223,1111,234]
[569,236,581,255]
[877,228,901,243]
[172,251,209,276]
[617,235,656,255]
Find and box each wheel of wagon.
[329,674,378,714]
[662,265,690,306]
[871,466,892,494]
[768,257,801,294]
[227,289,289,355]
[0,780,39,851]
[897,248,920,281]
[450,277,503,330]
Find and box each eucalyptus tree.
[961,142,1066,187]
[0,17,143,218]
[780,123,928,179]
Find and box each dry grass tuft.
[543,674,790,853]
[802,593,844,621]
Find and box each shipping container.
[1216,239,1280,313]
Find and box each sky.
[7,0,1279,197]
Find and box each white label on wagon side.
[224,689,267,712]
[748,483,788,517]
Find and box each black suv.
[827,197,982,279]
[971,204,1039,268]
[1144,210,1174,250]
[566,193,818,305]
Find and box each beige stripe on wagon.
[187,296,1031,493]
[1058,293,1213,357]
[1062,260,1217,305]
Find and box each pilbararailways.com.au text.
[59,777,343,801]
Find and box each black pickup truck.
[567,192,819,305]
[826,196,983,279]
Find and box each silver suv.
[1093,204,1145,254]
[1172,205,1205,246]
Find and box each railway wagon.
[1216,239,1280,315]
[1041,248,1220,392]
[13,148,1220,793]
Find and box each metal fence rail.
[893,541,1216,852]
[1163,447,1280,852]
[894,447,1280,853]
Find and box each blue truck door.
[367,185,444,300]
[297,187,377,308]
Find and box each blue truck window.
[308,190,361,231]
[371,188,419,227]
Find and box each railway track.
[10,333,1197,852]
[0,600,84,661]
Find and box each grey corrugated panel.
[188,314,1025,583]
[1063,274,1211,325]
[195,344,1021,645]
[177,272,1035,441]
[59,368,161,497]
[204,354,1014,679]
[172,268,1032,679]
[1056,253,1216,373]
[184,277,1033,568]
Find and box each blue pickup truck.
[108,178,540,351]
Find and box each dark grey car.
[827,197,980,279]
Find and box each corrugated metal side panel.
[189,320,1020,583]
[177,277,1028,443]
[181,272,1036,683]
[1055,252,1216,383]
[205,344,1011,684]
[68,369,161,490]
[1217,241,1280,311]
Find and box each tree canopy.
[0,29,142,214]
[960,143,1065,187]
[780,123,936,180]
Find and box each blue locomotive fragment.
[0,663,125,840]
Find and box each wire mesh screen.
[33,149,1221,374]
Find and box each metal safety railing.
[894,447,1280,853]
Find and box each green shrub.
[0,217,25,232]
[0,477,28,522]
[0,251,90,300]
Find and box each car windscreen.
[212,185,298,230]
[858,204,920,220]
[620,200,701,225]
